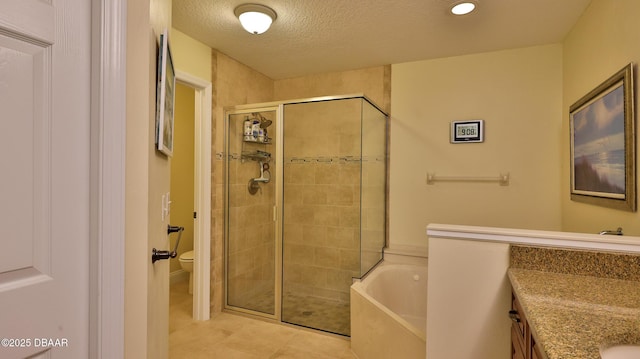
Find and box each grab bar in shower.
[426,172,510,186]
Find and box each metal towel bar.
[426,172,510,186]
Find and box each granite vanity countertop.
[508,268,640,359]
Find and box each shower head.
[260,119,272,128]
[252,112,272,128]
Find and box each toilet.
[178,250,194,294]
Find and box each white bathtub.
[350,262,427,359]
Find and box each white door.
[0,0,92,358]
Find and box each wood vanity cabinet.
[531,337,543,359]
[510,291,527,359]
[510,291,544,359]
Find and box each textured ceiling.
[173,0,592,80]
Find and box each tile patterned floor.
[282,292,350,336]
[169,281,357,359]
[230,288,351,336]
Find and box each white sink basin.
[600,345,640,359]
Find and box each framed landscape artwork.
[569,63,636,212]
[155,28,175,157]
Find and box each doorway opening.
[170,71,212,321]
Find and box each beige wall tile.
[313,206,340,226]
[302,225,327,245]
[315,247,340,268]
[274,66,390,114]
[286,163,316,184]
[326,227,358,249]
[339,249,360,272]
[283,224,304,243]
[326,185,354,206]
[314,164,340,184]
[302,186,328,205]
[338,207,360,228]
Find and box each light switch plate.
[161,194,166,221]
[165,192,171,217]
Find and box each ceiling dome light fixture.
[451,2,476,15]
[234,4,277,35]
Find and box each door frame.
[176,70,212,321]
[90,0,126,357]
[91,2,213,356]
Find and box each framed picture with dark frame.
[155,28,175,157]
[570,63,636,212]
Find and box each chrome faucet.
[599,227,623,236]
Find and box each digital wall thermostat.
[451,120,484,143]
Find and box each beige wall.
[562,0,640,235]
[171,28,212,81]
[125,0,171,358]
[426,236,511,359]
[125,16,212,359]
[390,45,564,250]
[147,2,172,359]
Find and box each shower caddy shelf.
[243,137,271,144]
[241,149,271,162]
[240,131,271,163]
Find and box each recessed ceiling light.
[451,2,476,15]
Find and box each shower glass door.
[225,108,278,317]
[281,98,364,336]
[360,99,386,275]
[224,96,387,335]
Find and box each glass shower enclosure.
[224,95,387,336]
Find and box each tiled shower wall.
[211,46,391,314]
[282,100,363,304]
[226,115,276,313]
[211,51,274,314]
[282,160,362,302]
